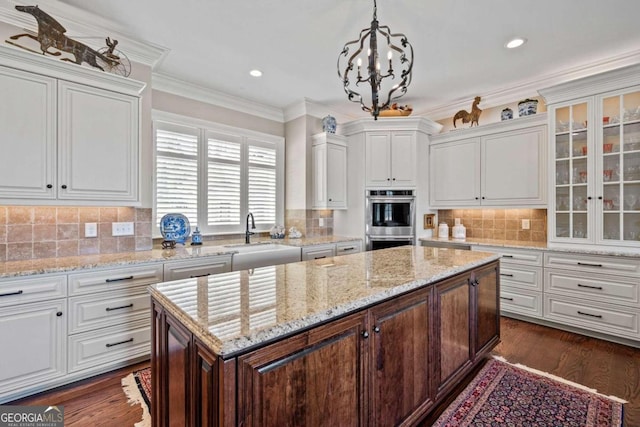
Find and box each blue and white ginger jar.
[322,115,337,134]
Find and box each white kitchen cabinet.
[430,114,547,207]
[57,81,139,202]
[301,244,336,260]
[0,66,56,199]
[472,245,543,319]
[311,132,347,209]
[163,255,232,280]
[540,63,640,252]
[0,45,144,205]
[0,297,67,402]
[365,131,416,187]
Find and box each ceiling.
[16,0,640,119]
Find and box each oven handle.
[367,197,415,203]
[368,236,414,241]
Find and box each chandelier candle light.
[337,0,414,120]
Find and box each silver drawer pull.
[0,290,23,298]
[106,303,134,312]
[500,273,514,277]
[190,273,211,278]
[105,275,134,283]
[577,262,603,268]
[500,297,514,301]
[577,311,603,319]
[577,284,603,290]
[106,338,134,348]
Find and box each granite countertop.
[149,246,500,357]
[419,237,640,257]
[0,235,361,279]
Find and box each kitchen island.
[149,246,501,426]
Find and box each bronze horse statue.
[10,5,115,72]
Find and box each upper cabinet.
[430,114,547,208]
[0,45,145,205]
[540,63,640,251]
[311,132,347,209]
[365,131,416,187]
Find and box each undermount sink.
[224,243,301,270]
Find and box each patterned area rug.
[434,357,625,427]
[121,368,151,427]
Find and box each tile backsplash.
[0,206,153,262]
[285,209,334,237]
[437,209,547,242]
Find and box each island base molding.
[151,260,500,426]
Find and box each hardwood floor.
[9,317,640,426]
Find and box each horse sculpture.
[453,96,482,128]
[10,5,115,72]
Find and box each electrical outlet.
[112,222,134,236]
[85,222,97,238]
[521,219,530,230]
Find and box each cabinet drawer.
[335,241,362,256]
[472,246,543,266]
[499,286,542,318]
[544,252,640,277]
[163,255,232,281]
[68,319,150,373]
[69,264,163,295]
[544,294,639,339]
[499,265,542,291]
[545,269,639,307]
[0,274,66,307]
[69,289,151,334]
[302,244,336,260]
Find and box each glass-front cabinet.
[545,77,640,250]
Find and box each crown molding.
[429,113,547,144]
[0,44,146,95]
[152,72,284,123]
[539,63,640,105]
[339,116,443,136]
[421,48,640,121]
[283,98,355,124]
[0,0,169,68]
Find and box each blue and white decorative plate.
[159,213,191,244]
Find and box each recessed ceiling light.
[505,37,527,49]
[249,69,262,77]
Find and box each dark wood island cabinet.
[149,246,500,427]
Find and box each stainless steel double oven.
[365,190,415,250]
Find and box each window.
[154,113,284,236]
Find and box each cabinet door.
[326,142,347,207]
[153,308,193,427]
[435,273,471,396]
[389,131,416,187]
[369,287,432,426]
[472,263,499,356]
[0,66,56,199]
[482,125,546,205]
[430,138,480,206]
[0,300,66,401]
[57,81,139,202]
[237,313,367,427]
[366,132,392,186]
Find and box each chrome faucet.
[245,212,256,244]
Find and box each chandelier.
[337,0,414,120]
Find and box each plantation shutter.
[207,132,242,227]
[248,140,277,225]
[155,125,199,226]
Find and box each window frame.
[152,110,284,237]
